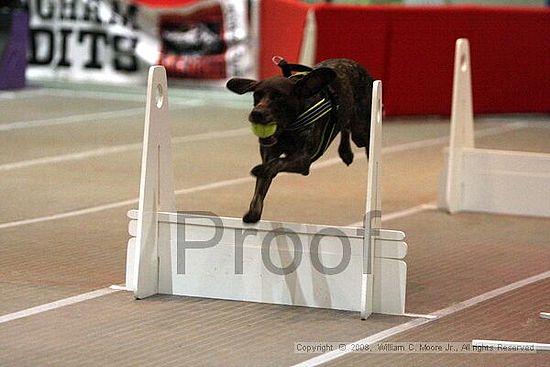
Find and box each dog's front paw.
[243,210,261,223]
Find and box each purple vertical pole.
[0,10,29,90]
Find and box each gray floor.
[0,83,549,366]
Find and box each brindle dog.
[227,58,373,223]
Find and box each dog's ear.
[294,68,337,98]
[226,78,258,95]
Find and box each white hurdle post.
[361,81,382,319]
[125,67,407,318]
[445,38,474,214]
[129,66,177,298]
[439,38,550,218]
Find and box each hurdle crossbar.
[439,38,550,218]
[125,66,408,318]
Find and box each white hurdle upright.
[439,38,550,218]
[125,66,408,319]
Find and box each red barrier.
[259,0,311,79]
[313,5,389,89]
[135,1,550,115]
[261,1,550,115]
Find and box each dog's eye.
[253,91,264,104]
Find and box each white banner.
[23,0,256,84]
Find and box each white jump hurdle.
[439,38,550,218]
[125,66,407,319]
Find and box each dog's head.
[226,68,336,145]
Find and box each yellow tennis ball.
[250,122,277,138]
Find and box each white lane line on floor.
[382,121,527,155]
[0,101,203,132]
[402,313,437,319]
[0,122,525,230]
[1,119,527,172]
[292,270,550,367]
[0,88,47,100]
[348,203,438,227]
[0,199,139,230]
[36,87,247,105]
[0,168,429,230]
[33,88,147,103]
[0,87,248,110]
[1,145,144,172]
[43,88,248,109]
[383,203,438,222]
[0,108,145,131]
[0,118,527,173]
[0,287,119,324]
[0,87,195,104]
[109,284,130,291]
[0,127,250,171]
[0,176,257,230]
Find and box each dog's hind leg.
[351,125,370,158]
[350,70,372,157]
[350,101,371,158]
[338,128,354,165]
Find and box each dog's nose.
[250,109,267,124]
